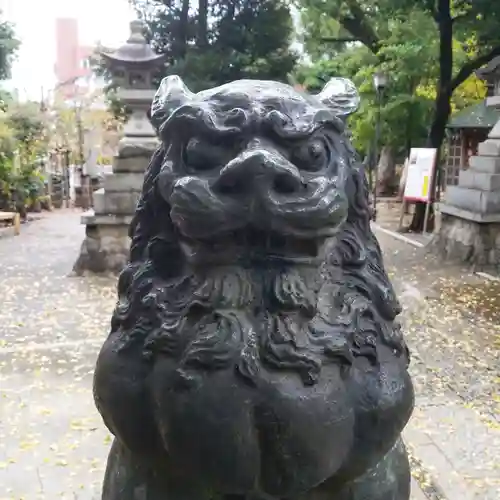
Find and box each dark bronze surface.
[94,76,414,499]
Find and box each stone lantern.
[435,56,500,267]
[100,20,164,147]
[74,20,165,275]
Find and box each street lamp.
[372,70,388,222]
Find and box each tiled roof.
[447,101,500,129]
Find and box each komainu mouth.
[94,76,415,500]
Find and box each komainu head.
[95,76,413,498]
[119,75,407,383]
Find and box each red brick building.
[54,18,94,99]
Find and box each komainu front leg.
[102,438,213,500]
[342,439,411,500]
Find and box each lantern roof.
[476,56,500,83]
[100,20,165,66]
[447,101,500,130]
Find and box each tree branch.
[422,0,438,20]
[339,15,380,53]
[340,1,380,53]
[451,45,500,92]
[305,0,380,53]
[320,36,358,43]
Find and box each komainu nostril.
[214,176,247,196]
[272,173,302,195]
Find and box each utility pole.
[40,86,53,209]
[63,146,71,208]
[75,102,90,210]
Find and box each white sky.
[0,0,136,100]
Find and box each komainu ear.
[151,75,194,132]
[317,77,360,120]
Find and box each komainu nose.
[272,171,303,195]
[214,147,304,197]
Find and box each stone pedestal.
[73,139,157,274]
[433,120,500,267]
[74,215,133,274]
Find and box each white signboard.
[403,148,437,202]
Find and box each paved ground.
[0,211,115,499]
[374,230,500,500]
[0,210,498,499]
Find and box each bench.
[0,211,21,235]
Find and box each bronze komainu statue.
[94,76,414,500]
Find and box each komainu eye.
[183,139,220,171]
[292,139,329,171]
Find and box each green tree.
[0,13,22,207]
[0,88,14,111]
[297,0,498,148]
[395,0,500,150]
[0,111,17,201]
[0,102,47,212]
[295,0,496,230]
[7,103,45,151]
[295,8,439,194]
[0,13,20,80]
[130,0,298,91]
